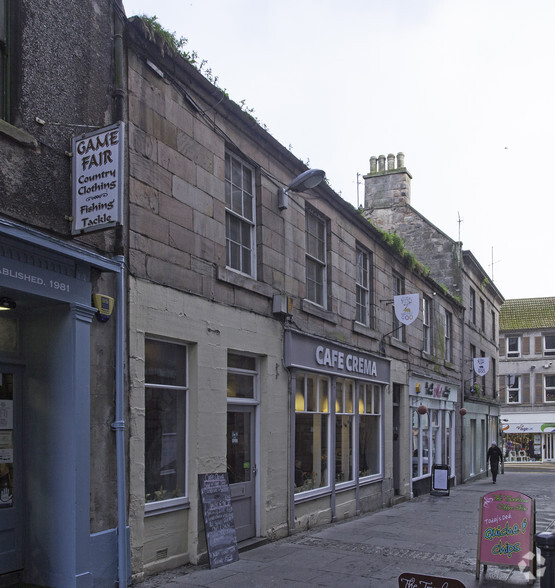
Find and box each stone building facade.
[363,153,505,482]
[499,297,555,463]
[124,18,464,580]
[0,0,126,585]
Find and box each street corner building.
[0,1,506,586]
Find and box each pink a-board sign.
[476,490,536,579]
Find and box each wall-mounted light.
[278,169,326,210]
[0,297,16,311]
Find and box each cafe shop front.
[283,329,391,531]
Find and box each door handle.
[252,464,257,475]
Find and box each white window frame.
[507,336,521,358]
[507,375,521,404]
[444,309,452,363]
[544,334,555,357]
[144,337,189,514]
[423,296,431,354]
[355,246,370,326]
[358,382,383,482]
[545,374,555,403]
[305,208,327,308]
[227,352,259,405]
[225,152,256,277]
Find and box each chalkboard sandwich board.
[198,473,240,569]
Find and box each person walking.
[487,442,503,484]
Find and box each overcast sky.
[123,0,555,301]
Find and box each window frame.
[443,308,452,363]
[144,337,189,513]
[469,287,476,324]
[545,374,555,403]
[225,152,256,277]
[507,336,521,358]
[392,273,405,341]
[305,207,328,308]
[422,295,431,354]
[507,375,521,404]
[355,245,371,326]
[544,334,555,357]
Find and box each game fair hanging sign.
[71,122,124,234]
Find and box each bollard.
[535,531,555,587]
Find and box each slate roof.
[500,297,555,331]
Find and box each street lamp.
[278,169,326,210]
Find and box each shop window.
[335,380,354,484]
[544,335,555,357]
[412,409,430,478]
[225,152,255,276]
[355,246,371,326]
[227,353,257,399]
[145,338,188,506]
[359,383,381,479]
[507,336,520,358]
[545,375,555,403]
[507,375,520,404]
[294,374,329,493]
[305,207,327,308]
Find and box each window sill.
[0,119,39,148]
[301,299,337,324]
[352,321,380,340]
[145,497,190,517]
[390,338,409,353]
[217,266,273,297]
[294,486,331,504]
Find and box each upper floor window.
[355,246,371,326]
[507,375,520,404]
[305,207,327,308]
[225,152,255,276]
[480,298,485,331]
[469,288,476,324]
[507,336,520,358]
[544,335,555,357]
[0,0,11,121]
[545,375,555,403]
[422,295,431,354]
[491,310,496,342]
[392,273,405,341]
[443,309,452,363]
[145,338,188,507]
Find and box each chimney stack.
[363,152,412,210]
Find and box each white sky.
[123,0,555,301]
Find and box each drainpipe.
[112,255,128,586]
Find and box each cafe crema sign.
[71,122,124,234]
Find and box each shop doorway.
[226,406,256,542]
[0,367,23,576]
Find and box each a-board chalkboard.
[476,490,536,580]
[198,473,239,569]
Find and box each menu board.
[476,490,536,579]
[198,473,239,569]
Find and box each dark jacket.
[487,445,503,465]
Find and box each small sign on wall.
[72,122,124,234]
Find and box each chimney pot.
[378,155,386,172]
[387,153,395,170]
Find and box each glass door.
[0,368,22,574]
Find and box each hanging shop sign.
[394,293,419,326]
[476,490,536,580]
[474,357,490,376]
[71,122,124,234]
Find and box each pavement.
[138,463,555,587]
